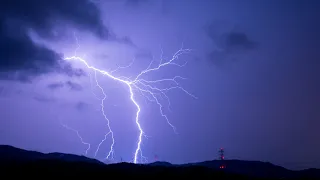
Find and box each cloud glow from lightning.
[62,35,197,164]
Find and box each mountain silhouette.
[0,145,319,179]
[0,145,102,164]
[191,160,292,178]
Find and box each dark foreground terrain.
[0,145,319,179]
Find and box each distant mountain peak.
[149,161,173,166]
[0,145,103,165]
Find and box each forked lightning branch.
[62,36,197,164]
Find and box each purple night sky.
[0,0,319,170]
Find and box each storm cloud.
[205,22,258,66]
[47,81,83,91]
[65,81,83,91]
[0,0,108,81]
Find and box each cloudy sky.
[0,0,319,169]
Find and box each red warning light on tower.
[218,147,226,169]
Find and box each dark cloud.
[75,101,89,111]
[111,36,136,47]
[106,32,137,47]
[0,0,107,81]
[205,22,257,66]
[0,0,108,39]
[119,36,136,47]
[224,32,257,51]
[65,81,83,91]
[58,62,87,77]
[33,95,55,103]
[47,81,83,91]
[47,82,64,90]
[206,23,257,52]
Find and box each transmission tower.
[219,147,225,160]
[154,154,159,162]
[219,147,226,169]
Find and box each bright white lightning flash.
[63,38,197,164]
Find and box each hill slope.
[0,145,319,179]
[0,145,102,164]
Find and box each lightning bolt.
[63,36,197,164]
[92,70,115,160]
[60,122,91,156]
